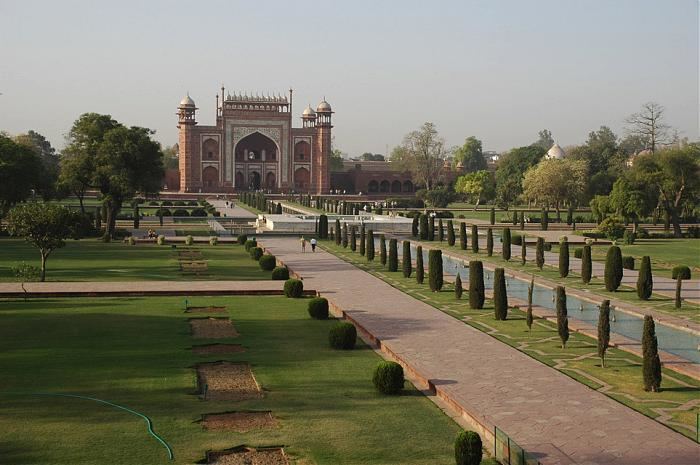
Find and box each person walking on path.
[310,237,317,252]
[300,236,306,253]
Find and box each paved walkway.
[210,199,257,219]
[0,280,293,298]
[261,237,700,465]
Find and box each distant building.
[545,143,566,160]
[330,160,415,194]
[175,87,332,193]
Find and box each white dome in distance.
[547,143,565,160]
[179,94,195,107]
[316,100,332,112]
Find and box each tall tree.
[14,130,60,199]
[533,129,554,150]
[494,145,546,207]
[522,158,588,214]
[453,136,486,172]
[625,102,674,153]
[454,170,495,209]
[597,300,610,367]
[642,315,662,392]
[0,134,42,216]
[391,122,448,190]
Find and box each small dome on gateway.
[302,105,316,118]
[179,94,195,107]
[316,99,332,112]
[547,143,565,160]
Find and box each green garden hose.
[2,392,174,461]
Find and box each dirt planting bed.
[197,361,262,401]
[186,306,227,314]
[190,318,239,339]
[207,446,288,465]
[201,411,276,432]
[193,344,245,355]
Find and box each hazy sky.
[0,0,697,156]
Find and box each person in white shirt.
[310,237,317,252]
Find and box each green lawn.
[321,241,700,441]
[0,296,468,464]
[0,239,268,282]
[582,239,700,273]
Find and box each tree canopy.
[522,158,588,210]
[391,122,448,190]
[453,136,486,172]
[454,170,495,208]
[0,134,43,216]
[494,145,546,207]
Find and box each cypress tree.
[556,286,569,348]
[597,300,610,367]
[416,246,424,284]
[642,315,662,392]
[335,219,341,245]
[455,273,463,299]
[95,205,102,230]
[438,218,444,242]
[489,207,495,225]
[471,225,479,253]
[350,226,357,252]
[502,227,511,261]
[526,277,534,334]
[581,245,592,284]
[447,220,455,246]
[133,203,140,229]
[459,222,467,250]
[412,215,419,237]
[520,236,526,265]
[428,250,443,291]
[559,236,569,278]
[486,228,493,256]
[319,214,330,238]
[566,206,574,225]
[535,237,545,270]
[366,230,375,261]
[604,246,623,291]
[388,239,398,272]
[493,268,508,320]
[359,224,366,256]
[541,208,549,231]
[469,261,485,309]
[428,215,435,241]
[672,266,691,308]
[520,211,525,230]
[636,256,653,300]
[455,430,482,465]
[419,214,429,240]
[379,235,387,266]
[342,223,348,248]
[512,210,518,225]
[402,240,412,277]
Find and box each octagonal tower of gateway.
[177,87,332,193]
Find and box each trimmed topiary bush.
[672,265,691,308]
[244,239,257,251]
[342,223,348,248]
[307,297,329,319]
[237,234,248,245]
[486,228,493,256]
[329,322,356,350]
[642,315,661,392]
[359,224,366,256]
[185,235,194,246]
[401,240,411,277]
[250,246,264,261]
[271,266,290,280]
[489,207,495,225]
[428,249,443,291]
[455,430,482,465]
[536,237,545,270]
[366,230,375,261]
[438,218,444,242]
[470,225,479,253]
[372,361,404,395]
[469,261,485,309]
[493,267,508,320]
[502,227,511,261]
[598,300,610,367]
[318,214,328,239]
[428,215,435,241]
[350,226,357,252]
[454,273,463,299]
[622,256,635,270]
[559,236,569,277]
[604,246,623,291]
[637,256,653,300]
[556,286,569,348]
[581,245,592,284]
[335,219,341,245]
[574,247,583,259]
[412,216,419,237]
[447,220,455,246]
[173,209,189,217]
[459,222,467,250]
[419,214,429,240]
[415,246,424,284]
[284,278,304,297]
[388,239,398,272]
[520,236,527,265]
[379,235,387,265]
[259,254,276,271]
[209,236,218,246]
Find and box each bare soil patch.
[201,411,276,432]
[193,344,245,355]
[178,250,203,259]
[186,306,227,314]
[208,447,288,465]
[197,361,262,401]
[190,318,239,339]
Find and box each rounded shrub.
[173,208,189,217]
[244,239,257,251]
[174,200,185,206]
[307,297,329,320]
[328,322,356,350]
[259,254,276,271]
[455,430,482,465]
[209,236,218,246]
[190,208,207,217]
[271,266,290,280]
[672,265,691,309]
[185,235,194,246]
[604,246,623,291]
[283,278,304,297]
[372,361,404,395]
[237,234,248,245]
[250,246,264,261]
[574,247,583,259]
[156,208,171,217]
[622,256,635,270]
[161,200,173,207]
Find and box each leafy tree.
[402,240,412,277]
[598,300,610,367]
[0,134,42,216]
[14,130,59,200]
[672,266,691,308]
[6,203,81,281]
[637,256,653,300]
[590,195,612,224]
[161,143,179,169]
[428,250,443,291]
[418,187,455,208]
[604,246,623,291]
[454,273,463,299]
[468,261,484,309]
[391,122,449,190]
[361,152,385,161]
[625,102,674,153]
[642,315,662,392]
[495,145,546,207]
[609,178,653,232]
[416,246,424,284]
[329,148,345,171]
[493,268,508,320]
[556,286,569,348]
[520,236,526,265]
[318,214,328,239]
[453,136,487,172]
[533,129,554,150]
[454,170,494,209]
[522,158,588,214]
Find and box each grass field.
[582,239,700,273]
[321,241,700,441]
[0,239,268,282]
[0,296,468,464]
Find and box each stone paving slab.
[261,237,700,465]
